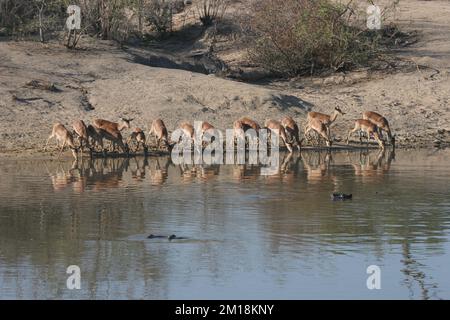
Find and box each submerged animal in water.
[147,234,187,241]
[331,193,353,201]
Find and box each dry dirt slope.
[0,39,310,152]
[1,0,450,153]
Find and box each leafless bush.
[144,0,174,34]
[0,0,65,38]
[195,0,228,27]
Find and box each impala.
[195,121,219,145]
[239,117,261,131]
[178,121,195,146]
[93,117,133,133]
[92,117,132,151]
[127,128,146,152]
[363,111,395,146]
[72,120,90,151]
[264,119,293,153]
[148,118,169,150]
[281,116,302,151]
[233,119,252,144]
[87,124,104,151]
[346,119,385,149]
[44,123,78,159]
[304,117,333,148]
[100,128,129,153]
[305,106,345,141]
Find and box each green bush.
[246,0,388,76]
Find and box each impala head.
[119,117,133,129]
[335,106,345,115]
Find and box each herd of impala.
[43,108,395,159]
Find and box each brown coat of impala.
[44,123,78,159]
[305,106,345,138]
[239,117,261,131]
[87,125,104,150]
[363,111,394,146]
[93,117,133,134]
[264,119,293,153]
[100,128,128,153]
[127,128,146,152]
[233,119,253,143]
[281,116,302,151]
[179,122,194,142]
[149,119,169,149]
[72,120,90,150]
[346,119,385,149]
[304,118,333,147]
[195,121,218,144]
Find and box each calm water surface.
[0,149,449,299]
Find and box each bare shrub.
[195,0,228,27]
[144,0,174,34]
[0,0,65,38]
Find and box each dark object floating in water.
[331,193,353,200]
[147,234,187,241]
[168,234,187,241]
[147,234,165,239]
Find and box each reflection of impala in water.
[149,157,170,185]
[348,149,395,180]
[301,151,337,186]
[47,158,129,193]
[178,163,220,183]
[232,164,261,182]
[262,153,299,184]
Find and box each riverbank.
[1,0,450,154]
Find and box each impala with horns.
[346,119,385,149]
[44,123,79,159]
[148,118,169,150]
[281,116,302,151]
[305,106,345,140]
[304,117,333,148]
[363,111,395,146]
[264,119,293,153]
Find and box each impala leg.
[304,127,312,145]
[378,127,384,140]
[44,135,53,151]
[58,141,66,160]
[346,129,356,145]
[283,137,293,153]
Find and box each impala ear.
[335,106,345,115]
